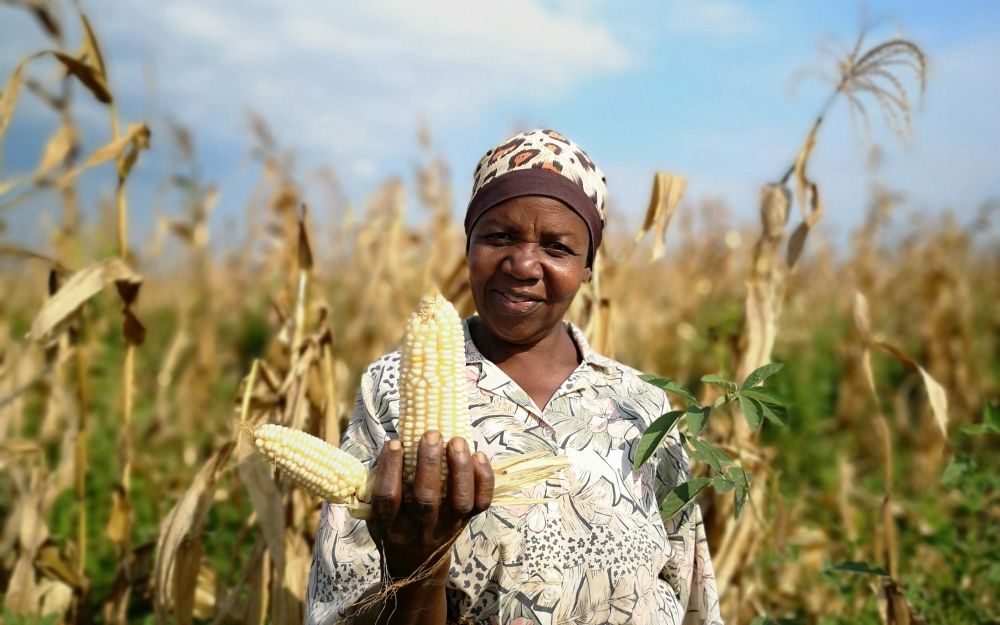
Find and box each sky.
[1,0,999,252]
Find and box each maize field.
[1,3,998,625]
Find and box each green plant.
[635,362,788,520]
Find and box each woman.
[306,130,722,625]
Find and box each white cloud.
[664,1,762,37]
[67,0,634,168]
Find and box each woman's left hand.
[366,432,494,580]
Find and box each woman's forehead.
[475,196,588,233]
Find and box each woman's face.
[467,195,592,347]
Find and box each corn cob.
[398,292,469,483]
[252,421,567,516]
[253,423,367,505]
[249,292,569,520]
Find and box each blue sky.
[2,1,998,251]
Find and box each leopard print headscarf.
[465,129,607,263]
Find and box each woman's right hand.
[366,432,494,580]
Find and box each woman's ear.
[582,267,593,283]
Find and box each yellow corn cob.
[253,424,367,504]
[398,292,469,483]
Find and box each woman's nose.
[502,244,543,280]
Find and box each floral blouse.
[305,319,723,625]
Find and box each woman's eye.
[545,242,574,255]
[484,232,513,243]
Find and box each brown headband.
[464,168,604,261]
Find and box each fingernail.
[387,440,401,451]
[451,437,467,452]
[476,452,488,464]
[425,431,441,444]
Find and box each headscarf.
[464,129,607,264]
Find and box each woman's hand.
[367,432,494,580]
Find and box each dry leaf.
[786,182,825,268]
[0,440,45,467]
[235,431,286,573]
[118,139,142,180]
[153,442,234,625]
[4,555,40,617]
[0,57,35,140]
[79,13,108,85]
[793,125,818,218]
[272,532,310,623]
[0,174,34,197]
[58,123,150,186]
[245,547,270,625]
[29,258,142,340]
[855,292,949,438]
[105,485,132,548]
[873,340,949,439]
[36,544,84,589]
[786,221,810,269]
[36,123,77,176]
[853,291,873,340]
[173,538,203,625]
[28,1,62,39]
[297,209,314,271]
[0,55,34,138]
[52,51,110,103]
[759,183,790,242]
[37,578,75,619]
[635,171,687,260]
[3,470,50,617]
[193,562,217,620]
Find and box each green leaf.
[940,458,971,487]
[734,484,749,519]
[640,374,698,405]
[701,373,737,393]
[634,410,683,470]
[759,400,788,427]
[740,362,783,390]
[960,424,996,436]
[713,473,737,493]
[961,404,1000,436]
[683,405,711,435]
[727,465,751,489]
[739,387,785,407]
[689,438,733,474]
[660,476,712,520]
[828,560,890,576]
[986,402,1000,427]
[737,395,763,432]
[749,618,805,625]
[738,392,788,427]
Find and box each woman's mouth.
[493,290,542,315]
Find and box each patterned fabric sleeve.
[304,358,394,625]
